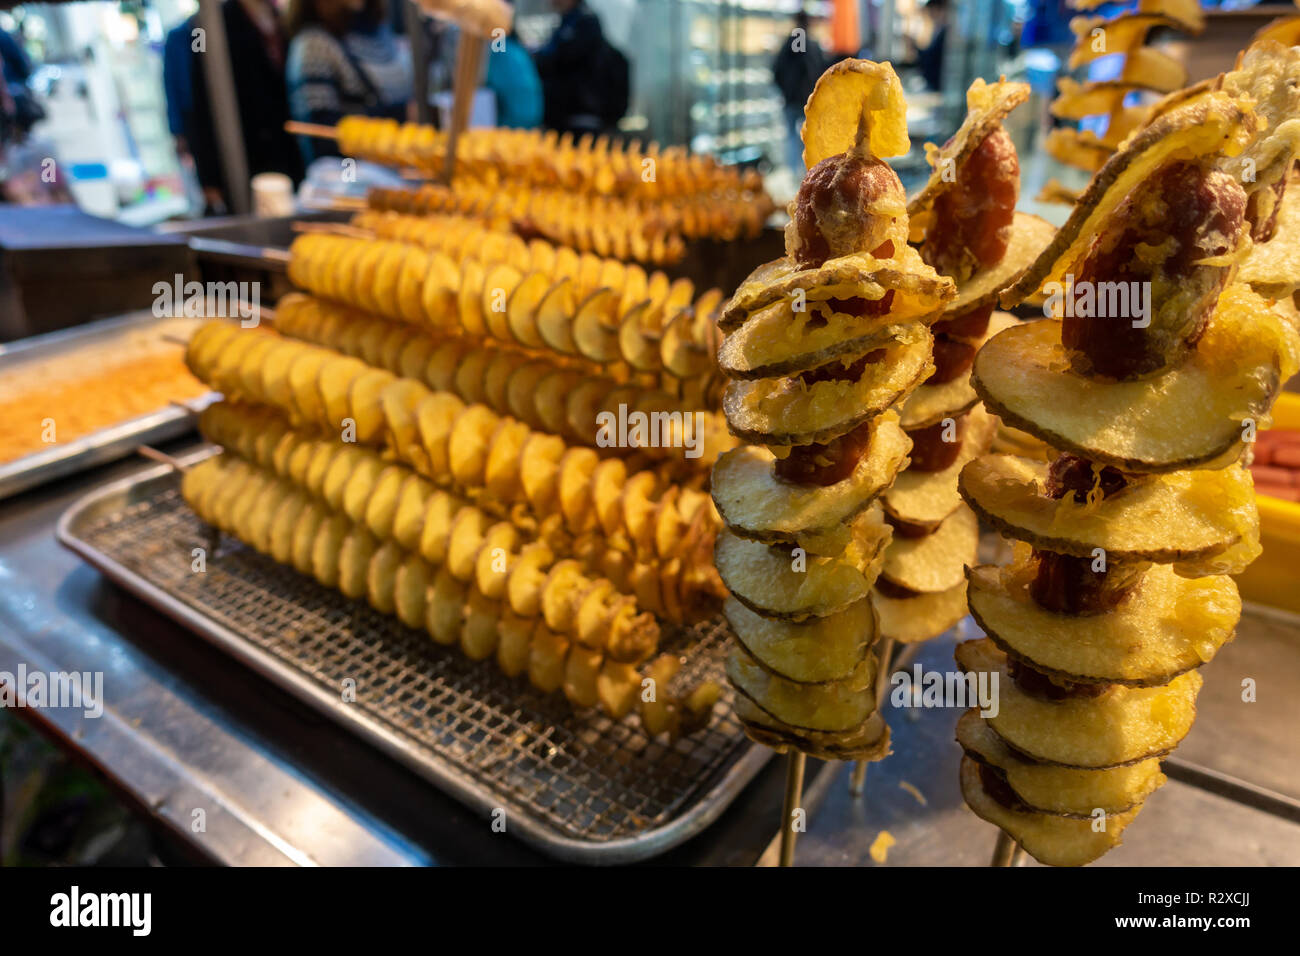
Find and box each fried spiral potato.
[286,229,721,387]
[1047,0,1206,177]
[271,292,734,465]
[874,77,1041,645]
[200,399,713,626]
[337,115,768,201]
[330,116,774,265]
[182,451,717,734]
[185,322,721,580]
[957,69,1300,866]
[711,61,951,762]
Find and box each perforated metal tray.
[57,453,768,863]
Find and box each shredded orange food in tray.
[0,345,206,465]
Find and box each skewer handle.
[991,830,1026,867]
[137,445,191,473]
[778,751,806,867]
[285,120,338,140]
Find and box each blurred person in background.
[287,0,412,164]
[534,0,627,136]
[915,0,949,92]
[0,24,42,142]
[189,0,304,214]
[485,2,542,128]
[162,17,197,156]
[773,9,829,177]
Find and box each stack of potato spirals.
[182,309,730,736]
[336,116,766,200]
[286,228,723,407]
[873,79,1057,644]
[1047,0,1205,177]
[710,61,956,760]
[271,293,734,476]
[956,56,1300,865]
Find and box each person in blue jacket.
[484,16,542,129]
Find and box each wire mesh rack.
[58,460,767,863]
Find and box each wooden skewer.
[137,445,191,473]
[285,120,338,140]
[778,751,806,867]
[443,31,486,184]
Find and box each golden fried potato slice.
[412,488,457,564]
[974,295,1299,471]
[481,263,523,342]
[366,539,403,614]
[959,757,1140,867]
[448,405,500,488]
[879,505,978,593]
[802,58,910,167]
[727,644,877,732]
[737,696,890,761]
[955,638,1201,767]
[597,660,640,719]
[474,523,519,599]
[883,405,994,529]
[968,558,1239,685]
[502,271,551,348]
[719,252,952,332]
[528,627,569,694]
[872,580,968,643]
[535,278,579,355]
[572,288,621,362]
[715,507,890,621]
[659,308,711,378]
[426,566,467,645]
[957,709,1165,817]
[725,595,874,683]
[393,553,432,629]
[540,559,584,633]
[959,454,1257,568]
[519,432,566,513]
[712,410,908,542]
[496,612,534,678]
[461,590,500,661]
[338,526,377,600]
[723,329,932,445]
[510,362,563,431]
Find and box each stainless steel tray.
[57,453,769,863]
[0,311,217,500]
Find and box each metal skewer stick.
[991,830,1027,867]
[778,751,807,867]
[849,635,896,796]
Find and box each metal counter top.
[2,441,1297,866]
